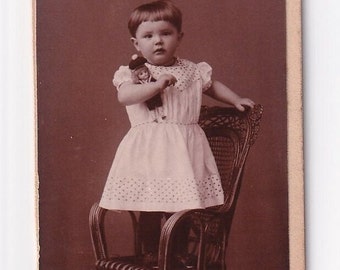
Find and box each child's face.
[136,67,150,81]
[131,20,183,66]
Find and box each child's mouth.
[154,48,165,54]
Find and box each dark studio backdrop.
[37,0,288,269]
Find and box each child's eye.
[162,31,172,36]
[144,34,152,39]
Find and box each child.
[99,0,255,266]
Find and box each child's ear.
[130,37,140,51]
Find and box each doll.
[129,55,163,111]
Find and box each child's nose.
[154,35,163,44]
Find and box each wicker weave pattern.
[208,136,237,209]
[199,105,263,147]
[96,259,149,270]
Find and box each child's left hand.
[234,98,255,111]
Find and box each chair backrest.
[198,105,263,213]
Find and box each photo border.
[286,0,304,269]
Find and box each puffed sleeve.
[197,62,213,92]
[112,65,133,90]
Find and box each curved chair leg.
[89,202,108,261]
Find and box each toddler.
[100,0,255,266]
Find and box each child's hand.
[157,74,177,90]
[234,98,255,111]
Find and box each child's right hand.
[157,74,177,90]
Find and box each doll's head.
[129,55,152,83]
[134,66,151,82]
[128,0,182,38]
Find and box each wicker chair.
[89,104,263,270]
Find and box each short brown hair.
[128,0,182,37]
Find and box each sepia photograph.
[36,0,303,269]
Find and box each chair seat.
[96,255,152,270]
[95,254,200,270]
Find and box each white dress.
[99,58,224,212]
